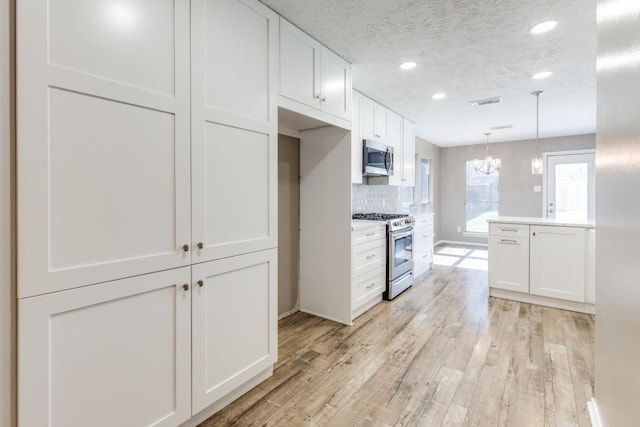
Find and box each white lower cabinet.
[19,268,192,427]
[488,220,594,313]
[413,213,434,277]
[530,225,586,302]
[191,249,277,414]
[19,250,278,427]
[351,223,386,319]
[488,235,530,293]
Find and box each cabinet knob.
[182,283,189,291]
[197,280,204,287]
[197,242,204,250]
[182,244,189,252]
[533,232,536,236]
[315,94,321,99]
[321,96,327,102]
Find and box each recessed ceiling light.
[432,93,446,100]
[530,20,558,34]
[533,71,553,79]
[400,61,417,70]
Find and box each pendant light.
[473,132,501,175]
[531,90,544,174]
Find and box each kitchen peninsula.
[488,217,595,314]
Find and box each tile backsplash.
[352,184,411,214]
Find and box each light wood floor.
[200,245,595,426]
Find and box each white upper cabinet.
[402,118,416,186]
[386,111,403,185]
[17,0,192,298]
[355,93,414,186]
[279,18,321,110]
[279,18,352,125]
[361,96,386,142]
[351,91,364,184]
[320,46,351,120]
[190,0,278,264]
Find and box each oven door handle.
[391,230,413,240]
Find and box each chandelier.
[531,90,544,174]
[473,132,501,175]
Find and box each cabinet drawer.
[353,265,386,307]
[352,224,386,245]
[414,214,433,228]
[490,223,530,238]
[415,246,433,266]
[352,239,386,277]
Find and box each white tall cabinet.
[17,0,278,426]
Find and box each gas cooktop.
[352,213,408,221]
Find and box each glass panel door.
[546,151,595,221]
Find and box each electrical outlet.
[533,185,542,193]
[456,226,462,232]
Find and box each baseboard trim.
[436,240,488,248]
[587,398,602,427]
[278,304,300,320]
[490,288,595,315]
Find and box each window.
[465,160,499,233]
[419,158,430,204]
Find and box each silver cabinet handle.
[500,228,518,232]
[500,239,518,244]
[366,254,376,259]
[366,232,376,236]
[366,283,376,289]
[422,235,429,239]
[422,254,429,258]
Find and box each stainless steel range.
[352,213,415,300]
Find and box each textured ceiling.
[260,0,596,147]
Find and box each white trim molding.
[587,398,602,427]
[436,240,488,248]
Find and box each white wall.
[593,1,640,424]
[0,0,14,425]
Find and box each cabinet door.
[320,46,351,120]
[386,111,403,185]
[351,91,363,184]
[373,103,388,141]
[360,96,377,141]
[279,18,322,109]
[402,119,416,186]
[530,226,586,302]
[191,249,277,414]
[489,236,530,292]
[17,0,192,298]
[19,268,192,427]
[191,0,278,263]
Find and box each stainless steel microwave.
[363,140,394,176]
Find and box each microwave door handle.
[384,149,390,172]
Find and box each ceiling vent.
[489,124,512,130]
[469,96,502,106]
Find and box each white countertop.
[488,216,595,228]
